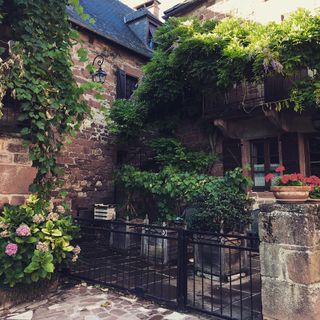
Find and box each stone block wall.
[0,136,36,207]
[58,28,147,213]
[259,203,320,320]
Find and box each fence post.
[259,203,320,320]
[177,229,188,311]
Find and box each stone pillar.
[259,203,320,320]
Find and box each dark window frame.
[250,137,280,191]
[116,68,138,100]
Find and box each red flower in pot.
[265,166,310,203]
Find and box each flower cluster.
[36,241,49,252]
[47,212,59,222]
[72,245,81,262]
[32,214,45,224]
[5,243,18,256]
[16,224,31,237]
[0,222,9,230]
[265,166,320,195]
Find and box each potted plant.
[187,168,253,281]
[265,166,310,203]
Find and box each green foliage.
[0,0,100,198]
[108,9,320,142]
[115,138,250,223]
[310,186,320,199]
[0,195,79,288]
[187,168,253,232]
[104,99,147,142]
[147,137,217,172]
[116,165,252,224]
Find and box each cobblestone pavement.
[1,283,218,320]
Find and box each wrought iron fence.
[68,218,262,320]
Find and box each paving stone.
[110,308,127,316]
[84,316,101,320]
[149,315,165,320]
[2,286,212,320]
[163,312,189,320]
[7,310,33,320]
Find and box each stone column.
[259,203,320,320]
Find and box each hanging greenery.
[108,9,320,224]
[108,9,320,141]
[0,0,100,198]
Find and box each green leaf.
[43,262,54,273]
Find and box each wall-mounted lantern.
[91,54,107,84]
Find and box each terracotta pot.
[271,186,310,203]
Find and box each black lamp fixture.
[91,54,107,84]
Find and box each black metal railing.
[68,218,262,320]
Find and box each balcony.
[203,69,310,119]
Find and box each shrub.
[187,168,253,233]
[0,195,80,287]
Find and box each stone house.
[0,0,161,212]
[164,0,320,202]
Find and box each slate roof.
[163,0,206,19]
[124,7,160,24]
[67,0,153,58]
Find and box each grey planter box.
[110,220,143,251]
[194,234,248,281]
[141,227,178,265]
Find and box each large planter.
[194,234,248,281]
[141,227,178,265]
[271,186,310,203]
[110,219,143,252]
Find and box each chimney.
[135,0,161,19]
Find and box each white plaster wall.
[212,0,320,23]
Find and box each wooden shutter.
[281,133,300,173]
[116,68,126,99]
[223,139,242,173]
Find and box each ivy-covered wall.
[54,28,147,212]
[0,26,147,212]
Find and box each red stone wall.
[0,135,36,207]
[0,27,147,213]
[57,28,147,213]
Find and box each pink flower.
[5,243,18,256]
[275,165,285,173]
[265,173,274,183]
[16,225,31,237]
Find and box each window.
[308,134,320,177]
[251,137,280,190]
[116,68,138,99]
[223,139,242,173]
[147,23,157,50]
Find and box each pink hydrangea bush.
[0,195,80,288]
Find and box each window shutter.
[116,68,126,99]
[223,139,242,173]
[281,133,300,173]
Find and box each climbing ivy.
[0,0,100,198]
